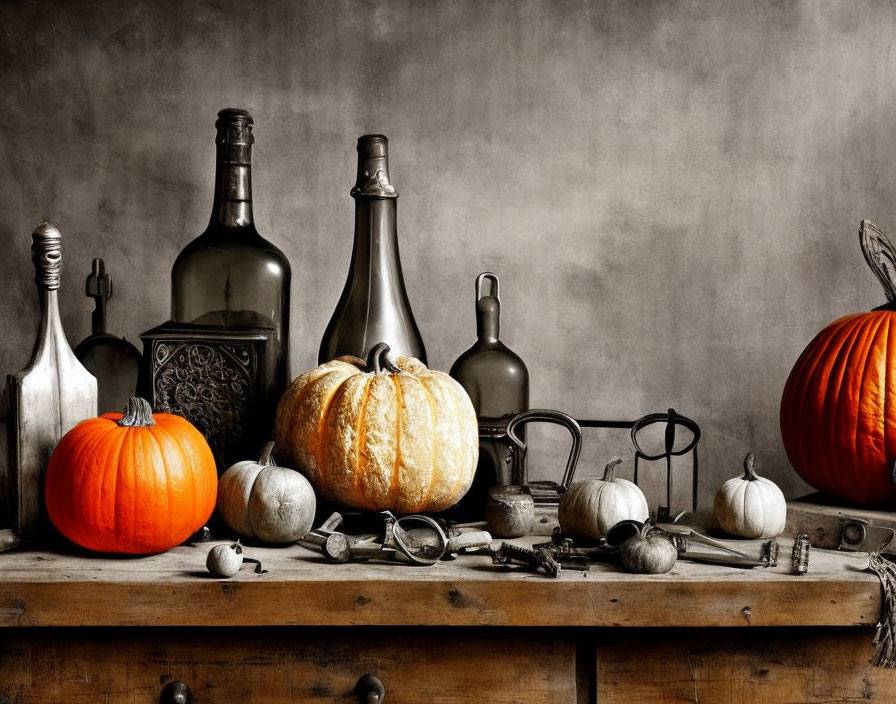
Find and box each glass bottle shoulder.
[172,226,290,276]
[450,340,529,378]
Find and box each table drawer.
[0,627,578,703]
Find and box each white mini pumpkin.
[217,442,316,543]
[558,457,649,541]
[713,453,786,538]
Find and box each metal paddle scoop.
[74,258,142,413]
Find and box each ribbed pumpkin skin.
[558,477,649,541]
[780,311,896,505]
[713,476,787,538]
[45,411,217,554]
[274,356,478,513]
[217,448,316,543]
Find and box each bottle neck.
[209,112,254,229]
[476,297,501,343]
[210,160,253,228]
[348,134,401,287]
[350,199,400,281]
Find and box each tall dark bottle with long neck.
[318,134,426,364]
[171,108,291,391]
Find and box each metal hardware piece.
[300,511,447,566]
[491,542,561,577]
[656,523,777,568]
[355,673,386,703]
[383,511,448,565]
[445,530,493,556]
[839,520,896,553]
[317,511,344,536]
[792,533,810,575]
[159,681,193,704]
[533,528,611,568]
[631,408,701,520]
[503,409,583,504]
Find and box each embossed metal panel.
[139,323,273,470]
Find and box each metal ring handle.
[505,409,583,490]
[630,409,700,461]
[392,514,447,566]
[476,271,500,302]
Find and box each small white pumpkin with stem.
[558,456,649,541]
[217,442,316,543]
[713,453,787,538]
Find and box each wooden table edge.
[0,576,881,628]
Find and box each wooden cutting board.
[6,222,96,537]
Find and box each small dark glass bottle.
[318,134,426,364]
[450,273,529,517]
[171,108,291,391]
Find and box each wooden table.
[0,537,893,702]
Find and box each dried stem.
[867,552,896,667]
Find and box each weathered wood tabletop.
[0,537,881,629]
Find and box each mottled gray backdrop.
[2,0,894,512]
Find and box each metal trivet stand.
[480,408,701,519]
[630,408,701,521]
[138,322,277,470]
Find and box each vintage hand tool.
[74,258,142,414]
[656,523,778,568]
[490,542,562,577]
[301,511,448,566]
[533,528,614,567]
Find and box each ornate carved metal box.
[138,323,276,470]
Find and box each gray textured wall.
[2,0,894,510]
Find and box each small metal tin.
[485,485,536,538]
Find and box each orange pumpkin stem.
[602,456,623,482]
[258,441,277,467]
[118,397,156,427]
[742,452,759,481]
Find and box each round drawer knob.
[160,681,194,704]
[355,673,386,703]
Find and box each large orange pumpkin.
[45,397,218,553]
[780,221,896,505]
[274,343,478,513]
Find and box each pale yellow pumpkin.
[273,343,479,513]
[713,453,787,538]
[558,457,649,540]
